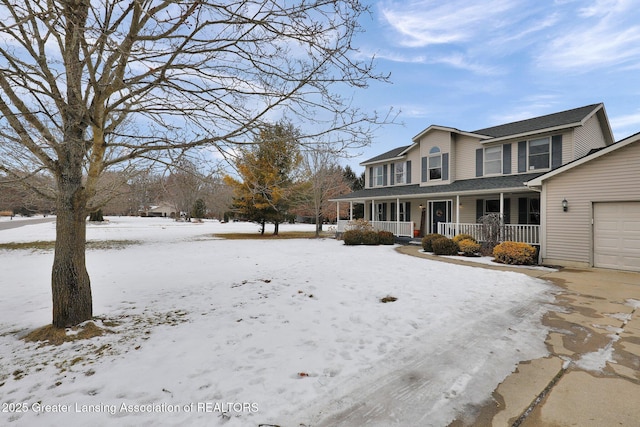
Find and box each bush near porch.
[458,239,481,256]
[421,233,444,252]
[432,237,459,256]
[343,229,396,246]
[493,241,537,265]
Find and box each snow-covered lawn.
[0,217,555,426]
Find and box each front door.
[431,201,448,234]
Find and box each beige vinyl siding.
[454,135,484,180]
[559,130,574,163]
[405,146,421,185]
[574,114,607,159]
[419,130,453,186]
[418,129,452,157]
[543,141,640,266]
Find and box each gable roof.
[361,103,613,166]
[526,131,640,187]
[411,125,487,143]
[361,145,412,165]
[473,104,603,139]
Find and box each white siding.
[542,141,640,267]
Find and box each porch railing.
[437,222,540,245]
[336,220,415,238]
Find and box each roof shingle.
[472,104,601,138]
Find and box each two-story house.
[332,103,615,246]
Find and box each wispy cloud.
[370,48,501,75]
[379,0,521,48]
[610,110,640,131]
[539,0,640,71]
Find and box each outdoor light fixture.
[562,199,568,212]
[419,204,425,210]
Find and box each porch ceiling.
[331,172,544,202]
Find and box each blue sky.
[343,0,640,169]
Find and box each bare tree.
[164,160,204,221]
[0,1,390,327]
[295,146,351,236]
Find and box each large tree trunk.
[51,184,92,328]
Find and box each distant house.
[331,103,640,272]
[139,202,176,218]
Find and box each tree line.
[0,0,389,328]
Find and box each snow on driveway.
[0,217,556,426]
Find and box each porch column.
[396,198,400,235]
[499,192,504,225]
[349,202,353,221]
[371,199,375,222]
[336,201,340,223]
[456,195,460,235]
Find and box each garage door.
[593,202,640,272]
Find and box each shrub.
[362,230,380,245]
[421,233,443,252]
[378,231,395,245]
[452,233,477,244]
[343,229,364,245]
[458,239,481,256]
[432,237,459,255]
[493,241,538,265]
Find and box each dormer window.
[428,147,442,180]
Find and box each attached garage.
[527,133,640,271]
[593,202,640,272]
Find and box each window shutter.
[406,161,412,184]
[390,164,395,185]
[382,203,387,221]
[503,143,512,174]
[406,202,411,221]
[475,149,483,177]
[518,141,527,172]
[503,198,511,224]
[421,157,428,182]
[518,198,528,224]
[552,135,563,169]
[383,164,388,186]
[442,153,449,180]
[476,199,484,221]
[391,203,396,221]
[369,167,373,187]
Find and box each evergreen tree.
[191,199,207,219]
[225,122,302,235]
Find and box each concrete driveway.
[396,246,640,427]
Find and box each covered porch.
[332,174,544,244]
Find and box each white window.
[374,165,384,186]
[484,146,502,175]
[395,162,405,184]
[428,147,442,180]
[529,137,550,170]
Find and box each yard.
[0,217,555,426]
